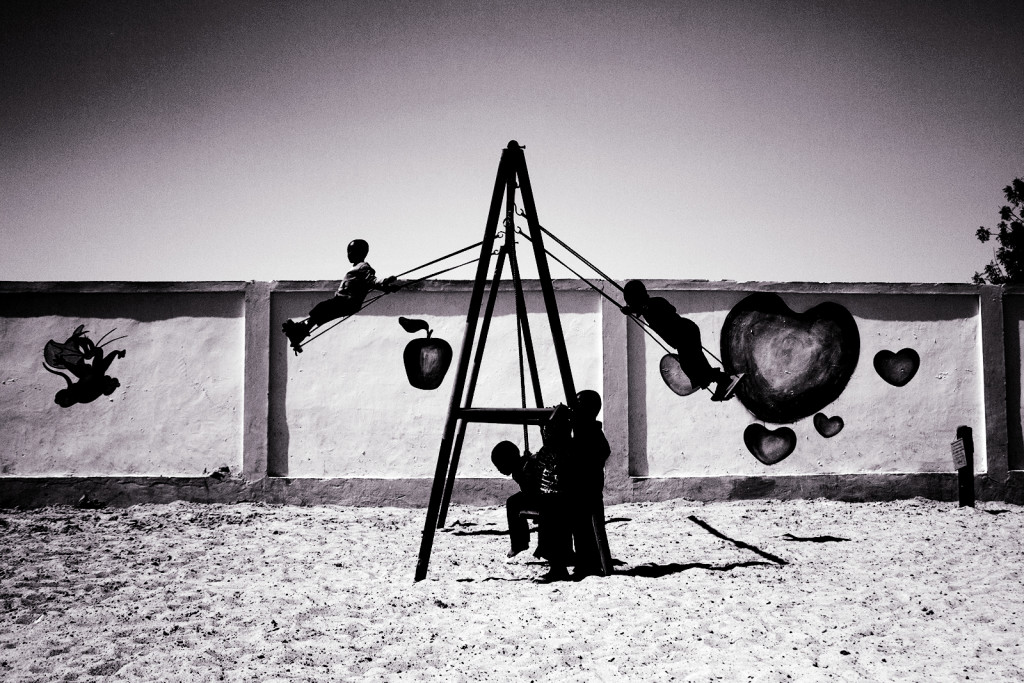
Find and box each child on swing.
[621,279,743,401]
[490,440,542,558]
[282,239,397,354]
[490,405,574,581]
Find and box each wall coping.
[1,279,984,296]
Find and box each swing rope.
[299,255,482,349]
[515,305,530,452]
[391,240,484,279]
[513,227,673,355]
[513,223,725,365]
[516,206,624,294]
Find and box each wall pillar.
[601,296,630,503]
[243,281,271,480]
[980,285,1009,483]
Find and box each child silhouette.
[621,280,743,401]
[491,440,542,558]
[564,390,613,577]
[282,239,396,354]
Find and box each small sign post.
[953,426,975,508]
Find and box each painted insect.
[42,325,127,407]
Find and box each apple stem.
[426,328,433,338]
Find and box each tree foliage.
[974,177,1024,284]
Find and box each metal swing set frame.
[413,140,609,581]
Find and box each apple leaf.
[398,316,431,335]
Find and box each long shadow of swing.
[446,518,632,540]
[449,529,511,537]
[617,560,777,578]
[448,518,634,538]
[781,533,850,543]
[617,516,790,578]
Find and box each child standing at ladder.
[282,239,396,354]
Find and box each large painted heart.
[743,424,797,465]
[722,293,860,424]
[873,348,919,387]
[659,354,700,396]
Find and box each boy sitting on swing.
[490,406,575,581]
[490,440,542,558]
[282,239,397,354]
[621,279,743,401]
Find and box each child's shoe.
[282,320,306,354]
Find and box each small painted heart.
[659,354,700,396]
[873,348,920,387]
[743,424,797,465]
[812,413,844,438]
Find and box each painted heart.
[743,424,797,465]
[813,413,844,438]
[873,348,919,387]
[659,354,700,396]
[722,293,860,424]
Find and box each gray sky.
[2,0,1022,283]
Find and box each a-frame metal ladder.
[414,141,578,581]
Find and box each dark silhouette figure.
[282,239,396,354]
[42,325,126,407]
[491,440,542,557]
[564,390,613,578]
[532,404,575,581]
[621,280,743,401]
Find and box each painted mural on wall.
[873,348,920,387]
[722,293,861,424]
[743,424,798,465]
[812,413,844,438]
[399,317,452,390]
[709,292,923,464]
[42,325,127,407]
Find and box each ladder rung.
[457,407,554,425]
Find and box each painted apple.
[873,348,920,387]
[743,424,797,465]
[399,317,453,390]
[722,293,860,424]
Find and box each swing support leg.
[436,246,508,528]
[414,151,508,582]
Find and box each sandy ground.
[1,497,1022,682]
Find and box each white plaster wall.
[640,291,984,476]
[275,288,602,478]
[0,293,244,476]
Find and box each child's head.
[623,280,649,308]
[347,239,369,263]
[490,440,520,475]
[575,390,602,421]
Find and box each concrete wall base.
[1,473,1014,509]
